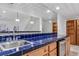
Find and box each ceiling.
[0,3,57,22]
[44,3,79,19]
[0,3,79,21]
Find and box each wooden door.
[66,20,76,45]
[77,20,79,45]
[52,22,57,33]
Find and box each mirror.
[0,3,57,34]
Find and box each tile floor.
[69,45,79,56]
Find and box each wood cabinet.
[43,54,48,56]
[23,42,57,56]
[52,22,57,33]
[23,38,70,56]
[66,20,76,45]
[49,49,57,56]
[48,42,57,56]
[23,45,48,56]
[48,42,57,51]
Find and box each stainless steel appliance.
[57,39,66,56]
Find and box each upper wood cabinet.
[52,22,57,33]
[66,20,77,45]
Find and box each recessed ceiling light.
[15,19,20,22]
[56,6,60,10]
[47,10,51,13]
[30,21,34,24]
[2,10,6,13]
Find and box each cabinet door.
[49,49,57,56]
[48,42,57,51]
[23,45,48,56]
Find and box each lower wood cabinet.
[48,42,57,51]
[23,45,48,56]
[23,42,57,56]
[49,49,57,56]
[23,38,70,56]
[43,54,48,56]
[48,42,57,56]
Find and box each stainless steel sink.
[0,40,31,51]
[0,46,3,51]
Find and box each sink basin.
[0,47,3,51]
[0,40,31,51]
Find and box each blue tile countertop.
[0,33,67,56]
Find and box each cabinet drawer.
[24,45,48,56]
[48,42,57,51]
[49,49,57,56]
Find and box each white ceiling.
[0,3,57,21]
[44,3,79,19]
[0,3,79,21]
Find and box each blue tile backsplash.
[0,33,57,42]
